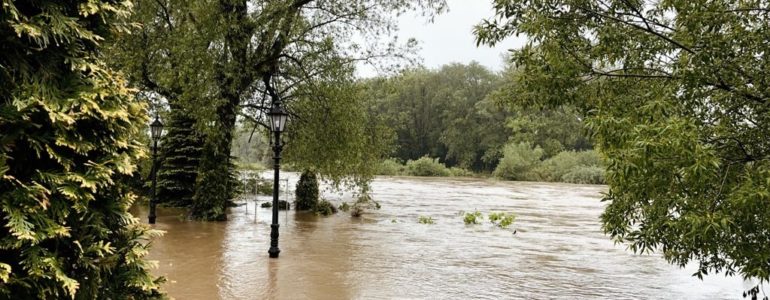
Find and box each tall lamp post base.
[268,224,280,258]
[268,248,280,258]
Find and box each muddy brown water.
[134,173,748,299]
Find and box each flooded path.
[136,174,747,299]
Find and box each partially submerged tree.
[477,0,770,285]
[1,0,163,297]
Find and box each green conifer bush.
[156,110,203,207]
[0,0,164,297]
[295,170,319,211]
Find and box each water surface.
[136,174,747,299]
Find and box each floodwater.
[135,173,749,299]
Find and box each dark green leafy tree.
[364,63,509,171]
[0,0,163,298]
[476,0,770,284]
[488,63,594,158]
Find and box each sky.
[356,0,527,77]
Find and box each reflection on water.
[134,174,747,299]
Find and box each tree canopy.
[110,0,447,219]
[476,0,770,283]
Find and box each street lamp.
[267,101,288,258]
[148,117,164,224]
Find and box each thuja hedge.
[1,1,164,298]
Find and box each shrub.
[351,205,364,217]
[256,181,273,195]
[295,170,319,210]
[449,167,474,177]
[405,156,451,177]
[278,200,290,210]
[351,194,380,217]
[338,202,350,212]
[242,174,273,195]
[377,158,405,176]
[488,212,516,229]
[463,211,484,225]
[418,216,435,224]
[261,200,290,209]
[532,150,605,183]
[314,200,338,216]
[562,166,606,184]
[493,142,544,180]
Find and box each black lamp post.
[267,101,288,258]
[148,117,164,224]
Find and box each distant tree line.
[353,62,599,182]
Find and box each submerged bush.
[295,170,319,210]
[493,142,544,180]
[261,200,290,210]
[314,200,338,216]
[418,216,436,224]
[406,156,451,177]
[488,212,516,229]
[338,202,350,212]
[351,194,380,217]
[463,211,484,225]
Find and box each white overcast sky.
[356,0,527,77]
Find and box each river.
[135,173,748,299]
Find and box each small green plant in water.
[488,212,516,229]
[463,210,483,225]
[339,202,350,212]
[314,199,338,216]
[418,216,435,224]
[262,201,290,209]
[351,193,380,217]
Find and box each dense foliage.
[363,63,509,171]
[155,110,203,207]
[295,170,319,211]
[313,200,338,216]
[0,0,163,298]
[477,0,770,283]
[111,0,446,220]
[405,157,452,177]
[363,62,595,175]
[494,145,605,184]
